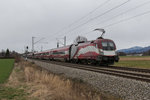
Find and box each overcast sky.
[0,0,150,53]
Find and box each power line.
[61,0,132,42]
[62,0,131,36]
[43,0,112,44]
[102,10,150,28]
[46,0,150,46]
[77,0,150,36]
[47,0,131,43]
[58,1,150,43]
[96,0,150,25]
[81,9,150,36]
[50,0,111,37]
[68,0,111,27]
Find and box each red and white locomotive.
[28,29,119,65]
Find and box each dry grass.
[4,60,121,100]
[23,62,102,100]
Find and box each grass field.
[114,56,150,69]
[0,59,14,83]
[0,86,27,100]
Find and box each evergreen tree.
[5,49,10,57]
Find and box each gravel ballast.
[28,59,150,100]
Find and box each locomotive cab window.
[102,41,115,50]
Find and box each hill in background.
[117,46,150,56]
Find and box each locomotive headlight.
[100,51,104,55]
[101,52,104,55]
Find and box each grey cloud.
[0,0,150,52]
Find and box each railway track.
[32,59,150,83]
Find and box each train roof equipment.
[74,36,88,44]
[94,28,105,39]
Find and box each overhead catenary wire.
[68,0,111,27]
[42,0,113,46]
[76,1,150,36]
[57,0,150,45]
[62,0,132,42]
[102,10,150,28]
[49,0,111,37]
[66,8,150,42]
[46,0,131,41]
[66,9,150,43]
[36,0,150,50]
[61,0,131,36]
[80,10,150,36]
[96,0,150,25]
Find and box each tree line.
[0,49,18,58]
[118,50,150,56]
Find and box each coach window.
[50,52,52,55]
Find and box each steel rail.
[31,59,150,83]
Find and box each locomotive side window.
[95,44,98,48]
[46,52,49,55]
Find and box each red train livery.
[28,37,119,65]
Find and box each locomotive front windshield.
[102,41,115,50]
